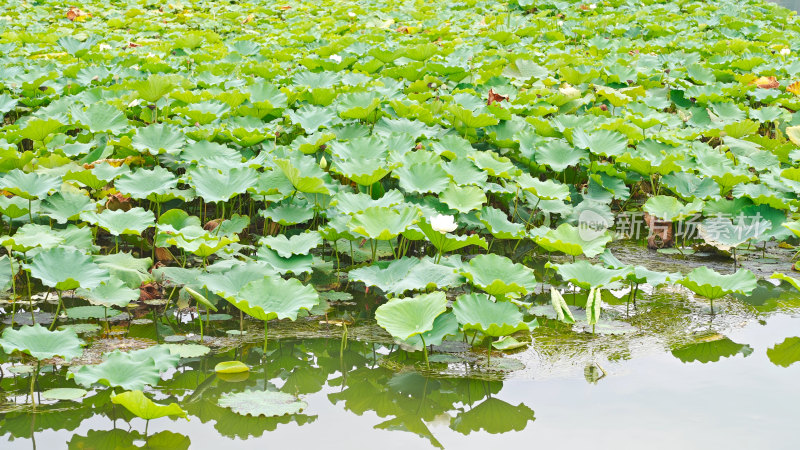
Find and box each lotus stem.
[486,339,492,366]
[198,311,204,340]
[9,255,16,326]
[49,291,63,331]
[30,360,40,408]
[420,334,429,369]
[263,320,268,353]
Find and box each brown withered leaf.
[105,192,131,212]
[242,13,254,24]
[643,212,674,249]
[487,88,509,106]
[751,76,779,89]
[139,282,161,301]
[155,247,175,262]
[788,81,800,96]
[204,218,222,231]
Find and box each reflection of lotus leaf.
[218,390,307,417]
[450,398,535,434]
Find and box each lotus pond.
[2,0,800,448]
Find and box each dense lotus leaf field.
[1,0,800,447]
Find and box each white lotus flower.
[557,20,564,26]
[329,54,342,63]
[98,43,112,51]
[589,3,597,9]
[559,83,580,99]
[348,11,356,18]
[781,48,791,57]
[430,214,457,233]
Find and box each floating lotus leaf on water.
[767,337,800,368]
[492,336,528,351]
[111,390,188,420]
[218,390,307,417]
[375,291,448,341]
[77,278,140,308]
[678,266,758,300]
[452,293,529,338]
[671,335,753,363]
[69,347,177,390]
[65,306,123,320]
[41,388,88,401]
[0,324,83,361]
[451,397,535,435]
[215,361,249,373]
[461,254,536,298]
[403,312,459,350]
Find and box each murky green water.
[2,254,799,449]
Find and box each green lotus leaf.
[439,183,487,213]
[0,169,60,200]
[767,337,800,368]
[516,174,570,201]
[69,348,174,390]
[348,206,421,240]
[643,195,705,222]
[200,262,275,298]
[415,220,489,253]
[132,123,186,155]
[19,118,63,142]
[260,231,322,258]
[274,156,330,195]
[451,397,535,434]
[39,191,95,224]
[165,234,238,257]
[135,74,176,103]
[477,206,525,239]
[534,140,587,171]
[338,92,381,120]
[546,260,631,289]
[233,276,319,321]
[157,209,205,240]
[672,335,753,363]
[452,293,528,337]
[661,172,719,201]
[461,254,536,297]
[188,167,258,203]
[41,388,87,401]
[77,278,140,308]
[115,167,178,200]
[82,206,155,236]
[469,151,520,179]
[678,267,758,300]
[163,343,211,359]
[332,190,405,215]
[402,312,459,350]
[3,223,64,252]
[0,324,83,361]
[333,158,398,186]
[0,196,34,219]
[71,102,129,134]
[65,305,122,320]
[394,163,451,194]
[349,257,464,295]
[770,272,800,292]
[374,291,448,340]
[448,104,499,128]
[94,252,153,289]
[549,287,575,324]
[535,223,612,257]
[256,247,314,275]
[111,390,188,420]
[27,247,108,291]
[287,105,340,132]
[572,128,628,157]
[0,93,18,115]
[215,360,250,373]
[260,198,316,226]
[218,390,306,417]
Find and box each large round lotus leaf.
[678,266,757,300]
[41,388,87,400]
[770,272,800,292]
[0,169,61,200]
[77,278,140,308]
[218,390,306,417]
[535,223,612,257]
[403,311,459,350]
[546,260,631,289]
[2,223,64,252]
[332,158,397,186]
[348,206,421,240]
[394,162,450,194]
[131,123,185,156]
[163,344,211,359]
[260,199,315,226]
[188,166,258,203]
[94,252,154,289]
[671,335,753,363]
[39,191,95,224]
[415,220,488,253]
[478,206,525,239]
[452,293,528,337]
[27,247,108,291]
[643,195,704,222]
[82,206,155,236]
[516,174,570,201]
[0,324,83,361]
[215,361,249,373]
[450,398,535,435]
[200,262,276,298]
[72,102,129,134]
[256,247,314,275]
[374,291,448,340]
[111,390,188,420]
[69,347,175,390]
[767,337,800,367]
[234,276,319,321]
[348,257,464,295]
[461,254,536,297]
[66,306,123,320]
[274,156,330,195]
[287,104,340,132]
[115,166,178,200]
[260,231,322,258]
[439,183,487,213]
